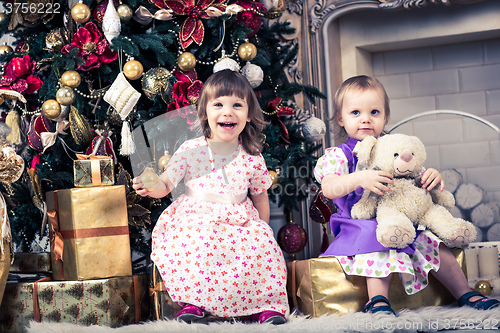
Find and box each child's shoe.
[364,295,396,315]
[252,310,287,325]
[177,304,206,323]
[457,291,500,310]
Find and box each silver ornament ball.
[302,116,326,141]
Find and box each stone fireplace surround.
[278,0,500,259]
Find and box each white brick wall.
[377,39,500,240]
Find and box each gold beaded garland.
[238,40,257,62]
[56,87,76,106]
[61,70,81,88]
[41,99,62,120]
[123,60,144,80]
[177,52,197,71]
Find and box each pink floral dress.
[151,136,289,317]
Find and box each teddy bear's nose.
[400,152,413,163]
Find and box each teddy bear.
[350,134,476,249]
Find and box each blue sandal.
[364,295,396,315]
[457,291,500,310]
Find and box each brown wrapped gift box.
[0,275,149,332]
[46,186,132,281]
[287,249,466,317]
[10,252,51,273]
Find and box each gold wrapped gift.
[46,186,132,281]
[150,264,181,320]
[0,240,9,306]
[73,154,114,187]
[10,252,51,273]
[0,275,149,332]
[287,249,465,317]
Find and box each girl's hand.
[357,169,394,195]
[421,168,445,191]
[132,177,150,197]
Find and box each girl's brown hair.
[332,75,390,143]
[197,69,266,155]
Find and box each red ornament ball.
[235,0,266,37]
[277,223,307,254]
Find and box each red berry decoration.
[277,223,307,254]
[235,0,266,37]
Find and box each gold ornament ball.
[238,41,257,62]
[123,60,144,80]
[139,169,159,191]
[0,44,13,55]
[474,280,492,296]
[177,52,197,72]
[41,99,62,120]
[61,70,81,88]
[0,13,8,25]
[117,4,133,22]
[56,87,76,106]
[71,3,91,24]
[158,151,172,171]
[141,67,170,99]
[269,170,279,190]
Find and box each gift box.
[10,253,51,274]
[46,186,132,281]
[150,264,181,320]
[287,249,465,317]
[0,275,150,332]
[73,154,114,187]
[0,240,9,306]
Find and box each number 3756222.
[5,2,61,15]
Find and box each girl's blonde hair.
[332,75,390,143]
[197,69,266,155]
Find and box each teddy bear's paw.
[443,224,477,247]
[378,226,414,249]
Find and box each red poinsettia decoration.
[61,22,118,71]
[152,0,226,49]
[0,55,43,94]
[167,69,203,112]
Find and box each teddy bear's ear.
[356,136,378,165]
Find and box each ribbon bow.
[205,4,243,17]
[40,120,69,153]
[133,5,174,25]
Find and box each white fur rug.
[27,306,500,333]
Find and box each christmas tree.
[0,0,325,258]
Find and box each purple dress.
[319,138,419,257]
[313,137,444,295]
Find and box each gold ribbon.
[75,153,110,186]
[47,193,63,263]
[133,6,173,25]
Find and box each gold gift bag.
[287,249,465,317]
[46,186,132,281]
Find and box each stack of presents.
[0,153,467,331]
